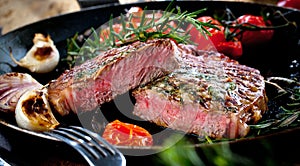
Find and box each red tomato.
[100,7,176,44]
[189,16,226,49]
[100,23,123,42]
[102,120,153,146]
[216,41,243,59]
[234,15,274,46]
[277,0,300,10]
[188,16,242,58]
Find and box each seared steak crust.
[48,39,180,115]
[133,49,268,139]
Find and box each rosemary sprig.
[250,78,300,135]
[65,28,105,67]
[65,1,218,67]
[109,6,214,45]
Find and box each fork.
[44,126,126,166]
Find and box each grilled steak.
[48,39,180,116]
[133,49,268,139]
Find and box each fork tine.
[67,126,126,166]
[45,126,126,166]
[46,131,96,166]
[54,128,107,158]
[69,126,118,155]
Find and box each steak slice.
[132,50,268,139]
[48,39,180,116]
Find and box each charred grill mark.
[133,46,267,139]
[48,39,181,115]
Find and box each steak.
[48,39,180,116]
[132,49,268,139]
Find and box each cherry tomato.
[234,15,274,46]
[128,8,176,34]
[188,16,242,58]
[100,7,176,43]
[100,23,123,42]
[277,0,300,10]
[102,120,153,146]
[189,16,226,48]
[216,41,243,59]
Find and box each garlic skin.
[15,87,60,131]
[10,33,60,73]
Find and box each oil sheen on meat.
[133,48,268,139]
[48,39,181,115]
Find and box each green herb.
[65,28,104,67]
[250,77,300,135]
[64,1,300,144]
[157,135,206,166]
[157,134,259,166]
[65,0,217,67]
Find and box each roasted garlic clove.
[10,33,60,73]
[0,72,43,112]
[15,87,59,131]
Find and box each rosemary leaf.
[65,1,215,67]
[278,112,300,127]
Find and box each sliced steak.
[133,50,268,139]
[48,39,180,116]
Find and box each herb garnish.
[65,1,300,142]
[250,77,300,135]
[65,0,218,67]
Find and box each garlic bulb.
[15,87,59,131]
[10,33,60,73]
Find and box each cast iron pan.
[0,0,300,165]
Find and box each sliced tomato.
[234,15,274,46]
[102,120,153,146]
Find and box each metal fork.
[44,126,126,166]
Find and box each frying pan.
[0,0,300,165]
